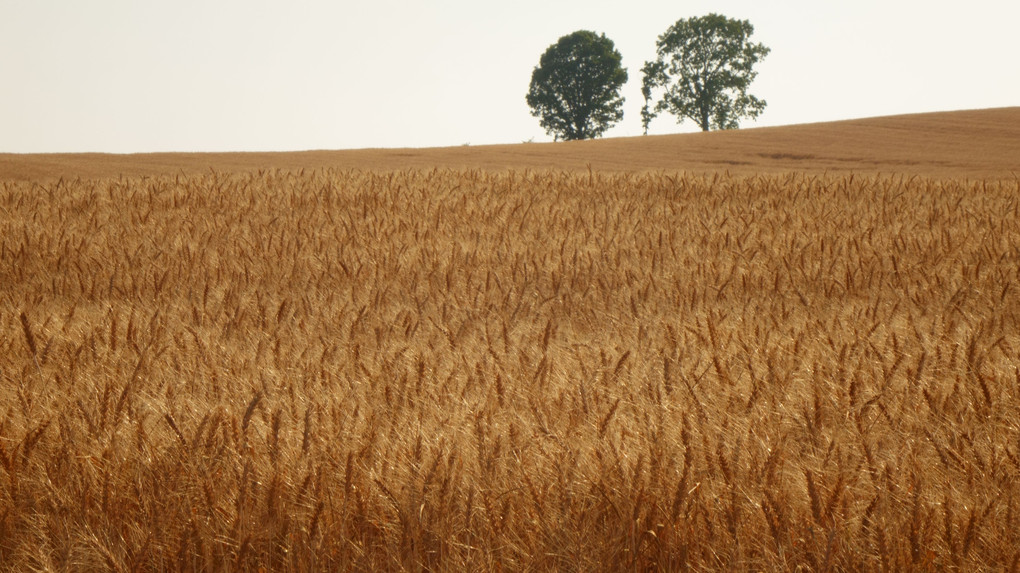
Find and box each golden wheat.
[1,168,1019,570]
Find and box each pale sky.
[2,0,1017,153]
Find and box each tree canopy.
[641,14,770,132]
[526,30,628,141]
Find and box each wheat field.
[2,111,1020,571]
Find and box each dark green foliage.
[526,30,628,141]
[642,14,770,132]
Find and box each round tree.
[526,30,628,141]
[641,14,770,132]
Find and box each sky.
[1,0,1017,153]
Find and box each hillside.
[3,110,1020,568]
[2,107,1018,181]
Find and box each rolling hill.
[1,107,1018,181]
[2,107,1020,569]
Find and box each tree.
[641,14,770,133]
[526,30,628,141]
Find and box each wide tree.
[641,14,770,133]
[526,30,628,141]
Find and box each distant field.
[2,107,1018,180]
[1,110,1020,570]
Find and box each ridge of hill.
[1,107,1018,181]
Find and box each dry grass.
[2,162,1020,571]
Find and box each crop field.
[2,110,1020,570]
